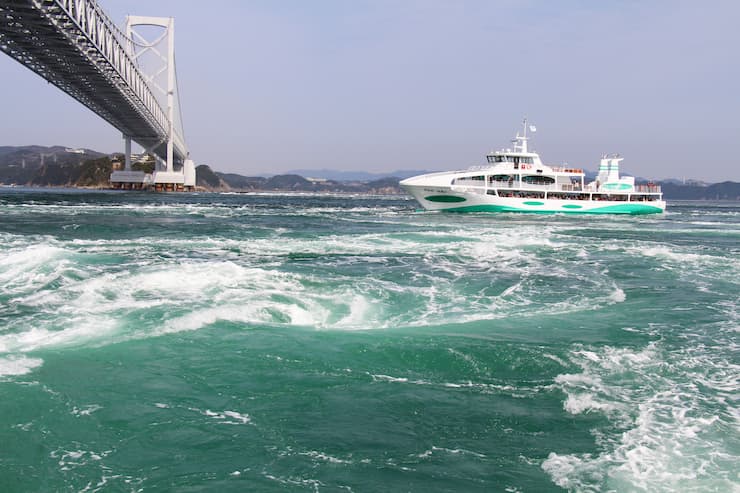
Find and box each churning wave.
[544,312,739,491]
[0,217,636,378]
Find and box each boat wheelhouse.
[400,121,665,214]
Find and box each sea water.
[0,188,737,492]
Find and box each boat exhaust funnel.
[598,157,610,182]
[608,157,623,181]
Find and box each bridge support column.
[123,134,132,171]
[166,138,173,173]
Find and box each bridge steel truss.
[0,0,192,187]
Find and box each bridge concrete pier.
[111,133,148,189]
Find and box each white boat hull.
[401,184,665,214]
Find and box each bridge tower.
[112,16,194,191]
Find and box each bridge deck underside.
[0,0,181,162]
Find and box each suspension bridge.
[0,0,195,190]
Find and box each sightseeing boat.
[400,122,665,214]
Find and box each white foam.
[563,393,618,415]
[555,373,602,387]
[0,316,119,353]
[500,282,522,297]
[369,372,538,396]
[0,244,64,273]
[0,355,43,378]
[371,374,409,383]
[447,348,484,373]
[629,243,739,285]
[222,411,251,424]
[542,353,568,367]
[432,446,486,458]
[193,408,252,425]
[639,246,704,263]
[50,447,110,471]
[334,294,373,328]
[609,287,626,303]
[542,453,602,491]
[416,446,486,459]
[546,340,740,491]
[573,350,602,363]
[72,404,103,417]
[263,473,324,489]
[300,450,352,464]
[0,244,71,296]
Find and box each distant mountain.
[660,181,740,200]
[194,164,222,188]
[215,172,265,189]
[285,168,432,181]
[264,174,313,190]
[193,165,404,193]
[0,145,108,186]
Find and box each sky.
[1,0,739,182]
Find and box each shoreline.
[1,182,739,201]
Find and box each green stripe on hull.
[584,204,664,214]
[443,205,536,213]
[440,203,664,214]
[424,195,466,203]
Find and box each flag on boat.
[529,125,537,132]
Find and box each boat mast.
[516,118,529,153]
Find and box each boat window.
[456,175,485,183]
[487,156,495,163]
[494,156,506,163]
[489,174,514,182]
[512,191,545,199]
[521,175,555,185]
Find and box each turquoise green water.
[0,189,737,492]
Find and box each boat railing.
[480,180,590,192]
[550,167,584,174]
[584,184,662,193]
[493,182,582,192]
[454,181,665,194]
[635,184,662,193]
